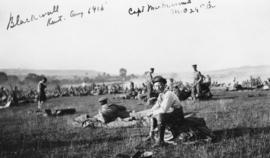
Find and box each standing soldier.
[167,78,174,91]
[145,68,155,100]
[37,77,47,111]
[191,64,203,100]
[0,86,8,103]
[11,86,19,106]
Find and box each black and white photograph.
[0,0,270,157]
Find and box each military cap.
[153,76,167,84]
[42,77,47,82]
[98,97,108,102]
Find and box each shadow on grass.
[0,135,126,152]
[210,96,238,101]
[138,126,270,150]
[213,126,270,142]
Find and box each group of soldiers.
[82,65,214,147]
[0,85,38,107]
[85,72,214,147]
[0,80,126,108]
[143,65,212,102]
[56,83,124,97]
[0,64,212,109]
[225,76,270,91]
[1,65,215,147]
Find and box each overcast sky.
[0,0,269,74]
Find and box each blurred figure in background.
[145,68,155,100]
[37,77,47,112]
[11,86,19,106]
[191,64,203,100]
[167,78,174,91]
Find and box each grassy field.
[0,90,270,158]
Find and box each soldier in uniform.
[11,86,19,106]
[167,78,174,91]
[37,77,47,111]
[191,64,203,100]
[145,68,155,100]
[0,86,8,103]
[145,76,184,146]
[97,97,130,123]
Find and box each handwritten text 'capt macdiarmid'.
[128,0,215,16]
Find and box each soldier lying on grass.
[96,97,130,123]
[72,97,140,128]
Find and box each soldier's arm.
[152,93,174,116]
[37,83,40,93]
[196,72,203,84]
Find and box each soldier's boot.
[170,126,180,141]
[153,124,167,147]
[144,131,155,142]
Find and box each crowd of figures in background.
[1,71,270,108]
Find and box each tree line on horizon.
[0,68,138,87]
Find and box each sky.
[0,0,270,74]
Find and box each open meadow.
[1,89,270,158]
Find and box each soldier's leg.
[155,113,168,144]
[147,83,152,99]
[37,94,41,109]
[191,85,196,100]
[170,108,185,139]
[152,113,179,146]
[145,117,158,141]
[196,84,201,97]
[37,100,43,112]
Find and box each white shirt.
[151,90,182,116]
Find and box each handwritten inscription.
[6,5,59,30]
[5,0,215,30]
[128,0,215,16]
[70,10,84,18]
[171,1,215,14]
[128,4,161,17]
[6,3,106,30]
[88,5,104,14]
[47,15,64,26]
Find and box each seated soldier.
[126,82,138,99]
[203,75,211,87]
[174,85,191,101]
[200,74,212,95]
[145,76,184,146]
[97,97,130,123]
[0,87,9,103]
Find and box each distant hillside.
[164,65,270,83]
[130,65,270,86]
[207,65,270,83]
[1,65,269,84]
[0,69,101,79]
